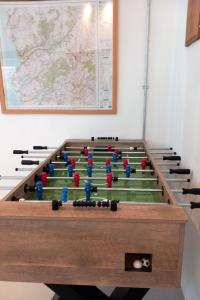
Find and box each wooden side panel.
[0,217,185,288]
[185,0,200,46]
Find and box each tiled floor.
[0,283,185,300]
[0,282,54,300]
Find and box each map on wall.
[0,0,117,113]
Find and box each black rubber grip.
[169,169,191,175]
[183,188,200,195]
[21,160,39,165]
[191,202,200,209]
[13,150,28,154]
[33,146,47,150]
[163,156,181,161]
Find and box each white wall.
[146,0,185,148]
[1,0,200,299]
[0,0,147,191]
[0,0,147,147]
[146,0,200,300]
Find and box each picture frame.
[0,0,118,114]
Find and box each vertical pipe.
[142,0,151,139]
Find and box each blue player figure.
[87,165,93,177]
[63,152,68,162]
[125,165,131,178]
[60,187,68,203]
[85,181,91,202]
[68,164,73,177]
[36,181,43,200]
[106,165,112,174]
[88,152,93,159]
[49,163,55,177]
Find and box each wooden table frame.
[0,139,187,289]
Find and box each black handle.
[21,160,39,165]
[163,156,181,161]
[169,169,191,175]
[33,146,48,150]
[183,188,200,195]
[191,202,200,209]
[13,150,28,154]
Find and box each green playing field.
[31,153,164,203]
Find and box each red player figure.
[88,158,93,166]
[141,159,147,173]
[41,172,48,187]
[84,148,89,156]
[108,145,113,152]
[107,173,113,188]
[106,159,111,166]
[114,149,120,156]
[123,158,128,170]
[70,159,76,169]
[74,172,80,188]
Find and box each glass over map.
[0,0,114,111]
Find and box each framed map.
[0,0,118,114]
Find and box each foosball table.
[0,138,199,299]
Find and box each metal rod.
[15,168,34,172]
[172,189,184,193]
[20,154,175,161]
[161,170,172,174]
[15,167,152,173]
[14,167,153,173]
[63,146,173,151]
[53,161,143,165]
[48,176,157,181]
[150,147,173,151]
[0,175,24,180]
[22,155,148,160]
[0,174,189,183]
[21,155,49,159]
[63,151,147,155]
[52,161,178,167]
[166,178,190,183]
[47,176,189,183]
[62,150,175,155]
[157,163,180,166]
[0,186,14,190]
[150,151,175,155]
[54,168,153,173]
[64,146,145,150]
[142,0,151,139]
[28,151,52,154]
[42,187,164,192]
